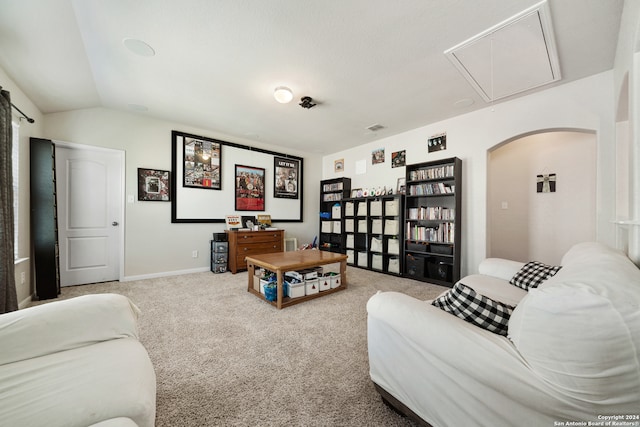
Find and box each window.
[12,121,19,259]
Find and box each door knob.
[112,221,119,226]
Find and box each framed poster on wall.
[183,137,221,189]
[274,156,299,199]
[138,168,170,201]
[235,165,265,211]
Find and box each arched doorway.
[487,130,597,264]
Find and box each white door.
[55,144,123,286]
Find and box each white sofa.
[367,242,640,427]
[0,293,156,427]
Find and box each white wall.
[323,72,616,276]
[488,131,597,264]
[42,108,322,279]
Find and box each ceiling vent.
[444,0,561,102]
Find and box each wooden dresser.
[226,229,284,273]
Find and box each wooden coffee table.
[245,250,348,309]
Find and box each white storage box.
[385,200,399,216]
[318,276,331,292]
[305,279,319,295]
[345,219,354,232]
[372,254,383,270]
[388,238,400,255]
[331,204,341,219]
[346,234,355,248]
[357,202,367,216]
[358,252,368,268]
[371,237,383,252]
[345,201,355,216]
[347,249,355,264]
[332,221,342,234]
[329,273,341,289]
[321,221,332,233]
[388,257,400,274]
[370,200,382,216]
[286,280,305,298]
[384,219,399,235]
[358,219,368,233]
[371,219,383,234]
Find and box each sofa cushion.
[432,283,515,336]
[455,274,527,307]
[509,261,561,290]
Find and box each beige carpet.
[34,265,447,426]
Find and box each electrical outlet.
[192,250,198,258]
[20,272,25,284]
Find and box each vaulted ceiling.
[0,0,624,154]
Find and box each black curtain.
[0,87,18,313]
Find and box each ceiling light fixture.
[273,86,293,103]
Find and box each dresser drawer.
[235,232,283,244]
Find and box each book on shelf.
[406,222,454,243]
[408,183,454,196]
[407,206,455,220]
[322,182,344,192]
[323,193,343,202]
[408,164,455,181]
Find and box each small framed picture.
[396,177,406,195]
[351,188,362,198]
[391,150,406,168]
[334,158,344,173]
[138,168,170,201]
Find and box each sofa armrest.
[477,258,525,282]
[366,291,562,426]
[0,294,141,366]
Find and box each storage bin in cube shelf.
[305,279,319,295]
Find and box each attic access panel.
[445,0,561,102]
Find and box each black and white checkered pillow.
[509,261,562,291]
[432,283,515,336]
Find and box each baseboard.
[18,294,33,309]
[121,266,211,282]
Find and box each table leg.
[340,259,347,288]
[247,261,255,293]
[276,269,283,310]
